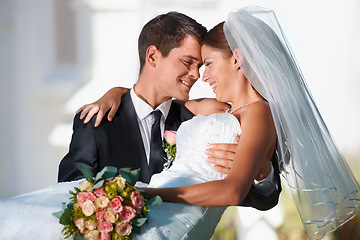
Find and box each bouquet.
[162,130,177,169]
[53,166,162,240]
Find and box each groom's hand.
[205,136,239,174]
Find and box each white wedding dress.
[0,113,241,240]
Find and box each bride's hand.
[76,87,129,127]
[205,136,240,174]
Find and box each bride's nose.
[202,72,209,82]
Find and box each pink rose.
[119,206,136,223]
[85,218,98,231]
[84,230,100,240]
[78,192,97,206]
[98,221,113,233]
[82,200,96,216]
[131,191,145,214]
[76,192,88,206]
[75,218,85,232]
[96,208,106,222]
[104,208,118,223]
[110,196,123,213]
[164,130,176,145]
[94,187,107,197]
[115,221,132,236]
[86,192,97,202]
[79,180,92,191]
[95,196,110,209]
[99,232,111,240]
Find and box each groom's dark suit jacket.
[58,91,281,210]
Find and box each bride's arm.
[144,102,277,207]
[77,87,129,127]
[77,89,227,126]
[184,98,229,116]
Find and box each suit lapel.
[113,91,150,182]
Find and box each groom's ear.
[146,45,160,68]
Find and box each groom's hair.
[138,11,207,73]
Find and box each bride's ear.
[232,48,243,70]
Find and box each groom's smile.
[180,79,193,88]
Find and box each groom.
[58,11,281,210]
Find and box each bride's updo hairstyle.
[203,22,232,59]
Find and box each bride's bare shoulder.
[244,100,271,117]
[241,101,274,131]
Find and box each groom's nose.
[188,66,200,80]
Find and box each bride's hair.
[203,22,232,59]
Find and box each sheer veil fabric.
[223,6,360,239]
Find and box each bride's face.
[201,45,238,103]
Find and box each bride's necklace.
[227,98,262,114]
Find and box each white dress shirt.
[130,88,172,163]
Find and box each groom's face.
[156,35,203,101]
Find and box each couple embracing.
[59,6,360,240]
[59,7,281,239]
[0,6,358,240]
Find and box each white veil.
[223,6,360,239]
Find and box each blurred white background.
[0,1,359,237]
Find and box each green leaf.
[93,179,105,189]
[67,202,74,210]
[52,210,63,219]
[146,195,163,206]
[94,169,105,181]
[52,202,70,221]
[118,168,140,186]
[95,166,118,181]
[59,208,72,225]
[133,217,147,227]
[118,167,131,174]
[78,165,94,181]
[103,166,118,180]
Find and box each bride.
[1,6,359,240]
